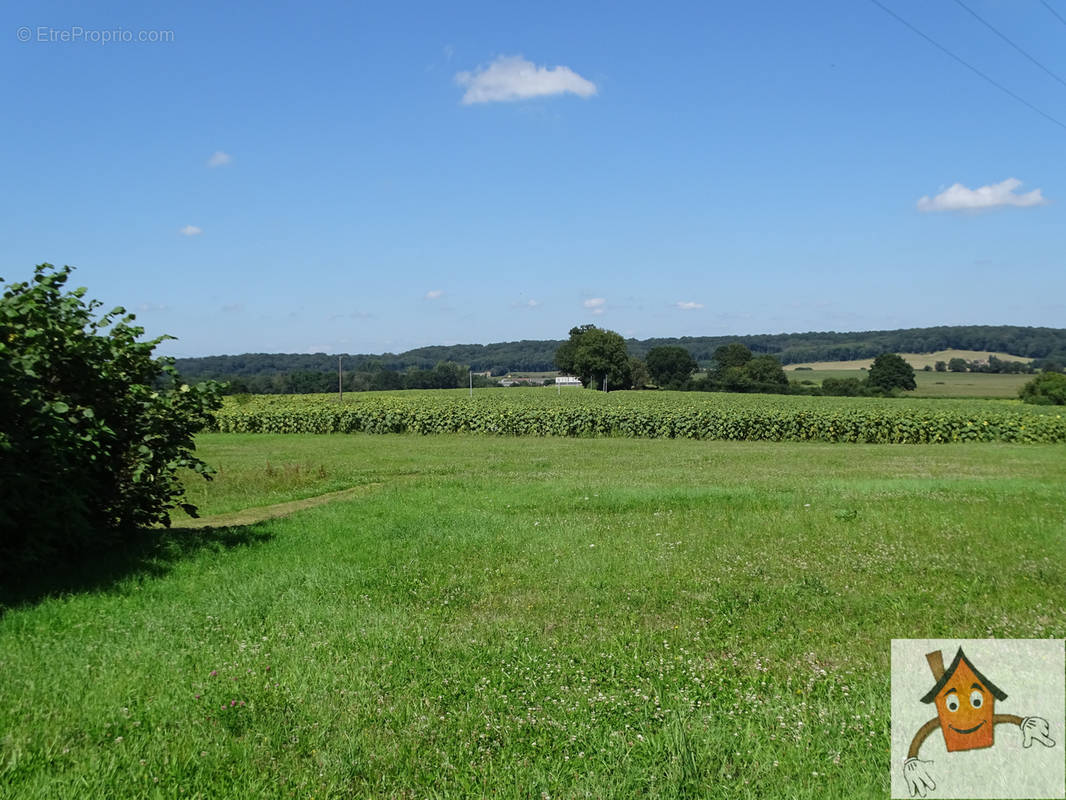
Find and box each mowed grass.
[788,369,1032,398]
[2,434,1065,799]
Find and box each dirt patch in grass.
[181,483,383,528]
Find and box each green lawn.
[2,434,1065,798]
[789,369,1032,398]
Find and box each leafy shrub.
[0,265,221,576]
[1019,371,1066,405]
[867,353,916,392]
[821,377,868,397]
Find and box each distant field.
[789,369,1032,398]
[785,349,1031,371]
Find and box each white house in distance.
[555,375,582,387]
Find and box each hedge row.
[210,390,1066,444]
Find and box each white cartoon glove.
[903,757,936,798]
[1021,716,1055,748]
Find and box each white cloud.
[179,225,203,236]
[526,299,539,308]
[425,289,444,299]
[456,55,597,105]
[676,301,704,310]
[207,151,232,168]
[917,178,1046,212]
[583,297,605,315]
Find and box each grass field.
[3,434,1065,799]
[785,349,1032,372]
[788,369,1033,398]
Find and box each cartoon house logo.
[899,645,1060,799]
[918,648,1008,752]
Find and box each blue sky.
[2,0,1064,357]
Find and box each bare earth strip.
[178,483,383,528]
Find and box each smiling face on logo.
[934,658,996,752]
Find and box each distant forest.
[174,325,1066,394]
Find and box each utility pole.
[338,355,343,402]
[469,369,473,397]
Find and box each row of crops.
[209,389,1066,443]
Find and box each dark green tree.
[628,357,650,389]
[745,355,788,388]
[712,342,753,368]
[866,353,916,392]
[0,264,221,577]
[645,346,697,388]
[947,358,968,373]
[554,325,630,390]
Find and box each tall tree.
[646,346,698,388]
[745,355,788,388]
[555,325,631,390]
[712,342,753,368]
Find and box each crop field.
[212,389,1066,443]
[788,369,1033,398]
[2,434,1065,799]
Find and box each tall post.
[469,369,473,397]
[338,355,343,402]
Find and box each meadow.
[2,432,1065,799]
[787,369,1032,399]
[784,349,1032,372]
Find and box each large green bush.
[0,264,221,576]
[1019,371,1066,405]
[867,353,916,392]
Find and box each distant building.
[555,375,582,387]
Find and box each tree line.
[223,362,497,395]
[934,355,1040,374]
[174,324,1066,387]
[555,326,920,396]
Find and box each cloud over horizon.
[179,225,203,236]
[676,301,704,310]
[207,151,232,167]
[425,289,444,299]
[456,55,597,105]
[917,178,1046,212]
[583,297,606,315]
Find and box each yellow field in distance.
[785,349,1031,371]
